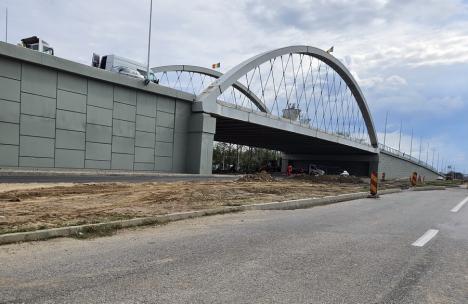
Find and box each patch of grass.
[71,224,120,239]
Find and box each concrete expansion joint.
[0,188,403,246]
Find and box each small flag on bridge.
[212,62,221,69]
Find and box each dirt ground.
[2,172,455,235]
[0,175,368,234]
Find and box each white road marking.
[412,229,439,247]
[451,196,468,213]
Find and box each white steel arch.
[196,46,378,147]
[151,65,269,113]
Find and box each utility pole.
[436,152,439,172]
[145,0,153,83]
[398,120,402,152]
[383,111,388,147]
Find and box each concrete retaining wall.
[0,42,215,173]
[379,151,440,181]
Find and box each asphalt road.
[1,188,467,303]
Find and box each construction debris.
[237,171,276,182]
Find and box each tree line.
[212,142,281,173]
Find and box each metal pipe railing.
[379,143,440,173]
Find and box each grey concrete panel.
[135,131,155,148]
[112,136,135,154]
[134,162,155,171]
[57,90,87,113]
[21,64,57,98]
[155,141,173,157]
[137,92,157,117]
[0,99,20,123]
[85,159,111,170]
[135,147,155,163]
[379,152,439,180]
[88,80,113,109]
[86,142,111,161]
[87,105,112,126]
[174,101,191,132]
[56,129,85,150]
[56,110,86,132]
[114,86,136,105]
[55,149,85,168]
[188,112,216,134]
[0,42,195,104]
[0,77,20,101]
[0,144,19,166]
[157,96,175,113]
[155,156,173,172]
[20,93,56,118]
[58,72,87,94]
[112,119,135,138]
[0,57,21,80]
[156,126,174,143]
[111,153,134,170]
[136,115,156,133]
[172,134,187,173]
[19,157,54,168]
[86,124,112,144]
[20,115,55,138]
[19,136,54,158]
[113,102,136,122]
[0,122,19,145]
[156,111,175,128]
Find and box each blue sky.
[2,0,467,173]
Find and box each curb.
[411,186,446,191]
[0,188,402,245]
[244,188,402,210]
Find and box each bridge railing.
[379,144,440,174]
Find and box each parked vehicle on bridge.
[18,36,54,55]
[93,54,158,83]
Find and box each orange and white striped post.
[369,171,379,198]
[411,172,418,187]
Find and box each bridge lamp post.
[145,0,153,85]
[398,120,402,152]
[431,148,435,168]
[409,128,413,157]
[4,8,7,43]
[383,111,388,147]
[418,137,422,162]
[426,143,429,164]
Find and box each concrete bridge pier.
[186,113,216,174]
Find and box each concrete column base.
[186,113,216,174]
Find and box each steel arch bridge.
[152,45,379,174]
